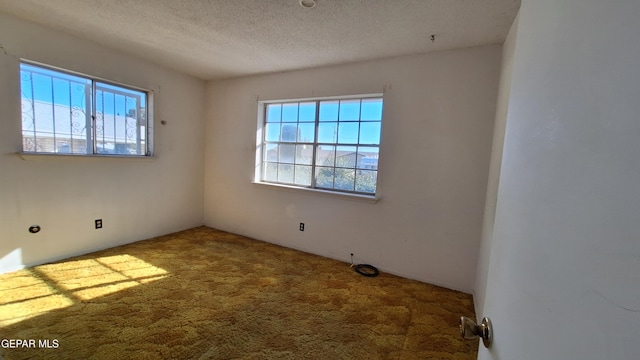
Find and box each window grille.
[258,95,383,195]
[20,62,151,156]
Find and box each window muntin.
[20,62,151,156]
[259,95,383,195]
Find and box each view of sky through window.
[20,62,149,155]
[260,96,383,195]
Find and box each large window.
[20,62,151,156]
[257,95,383,196]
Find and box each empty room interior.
[2,0,640,359]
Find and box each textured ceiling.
[0,0,520,80]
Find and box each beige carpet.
[0,227,478,359]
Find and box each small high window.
[20,62,152,156]
[256,95,383,196]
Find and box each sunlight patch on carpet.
[0,254,168,326]
[35,254,169,300]
[0,272,74,327]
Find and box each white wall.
[478,0,640,359]
[204,46,501,292]
[0,12,206,273]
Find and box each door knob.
[459,316,493,348]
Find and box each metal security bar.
[95,82,146,155]
[20,62,149,156]
[20,64,91,154]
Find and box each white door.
[477,1,640,359]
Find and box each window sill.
[252,181,380,203]
[17,152,156,161]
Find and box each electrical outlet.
[299,222,305,231]
[95,219,102,229]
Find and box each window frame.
[19,60,154,157]
[255,94,383,199]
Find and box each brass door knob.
[459,316,493,348]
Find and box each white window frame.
[19,60,153,157]
[254,94,383,199]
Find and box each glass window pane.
[52,79,71,135]
[336,146,357,168]
[294,165,312,186]
[278,164,294,183]
[264,162,278,182]
[21,63,89,86]
[282,103,298,122]
[339,99,360,121]
[357,146,379,170]
[20,62,148,156]
[359,122,381,145]
[319,101,338,121]
[316,145,335,167]
[361,98,383,121]
[338,122,359,144]
[299,102,316,122]
[315,167,335,189]
[318,122,337,143]
[295,144,313,165]
[278,144,295,163]
[96,82,145,99]
[264,143,278,162]
[356,170,377,193]
[52,139,87,155]
[95,92,115,154]
[95,83,146,156]
[259,96,383,193]
[20,63,92,154]
[334,168,355,191]
[297,123,315,142]
[265,123,281,142]
[281,124,297,142]
[266,104,281,122]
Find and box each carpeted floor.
[0,227,478,359]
